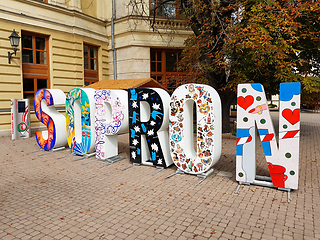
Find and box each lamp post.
[8,29,21,64]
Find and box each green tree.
[179,0,320,132]
[127,0,320,132]
[301,76,320,108]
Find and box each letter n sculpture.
[236,83,301,190]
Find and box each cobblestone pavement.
[0,111,319,240]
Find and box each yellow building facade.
[0,0,191,136]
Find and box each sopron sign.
[33,83,300,190]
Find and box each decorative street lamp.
[8,29,21,64]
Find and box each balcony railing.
[153,72,198,93]
[150,19,189,30]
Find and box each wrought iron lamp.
[8,29,21,64]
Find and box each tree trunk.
[221,100,232,133]
[207,73,236,134]
[219,90,236,133]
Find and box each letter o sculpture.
[66,88,96,155]
[169,84,222,174]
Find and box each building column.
[68,0,82,11]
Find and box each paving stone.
[0,112,319,239]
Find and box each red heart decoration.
[237,96,254,110]
[282,109,300,125]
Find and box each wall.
[115,46,150,79]
[108,17,192,80]
[0,0,193,136]
[0,0,109,135]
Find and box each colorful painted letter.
[128,88,172,168]
[66,88,96,155]
[236,83,301,189]
[169,84,222,174]
[34,89,67,150]
[95,89,128,160]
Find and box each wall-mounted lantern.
[8,29,21,64]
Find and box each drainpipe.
[111,0,117,79]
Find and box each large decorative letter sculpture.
[236,83,301,189]
[34,89,67,150]
[169,84,222,174]
[94,89,128,160]
[128,88,172,168]
[66,88,96,155]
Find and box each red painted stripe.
[283,130,299,139]
[263,133,274,142]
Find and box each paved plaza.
[0,111,319,240]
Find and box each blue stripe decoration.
[262,141,272,156]
[236,145,243,156]
[280,82,301,101]
[251,84,263,92]
[258,129,269,135]
[237,128,250,138]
